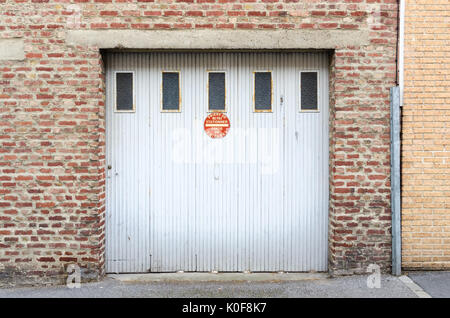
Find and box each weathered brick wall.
[402,0,450,270]
[0,0,397,286]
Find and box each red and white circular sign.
[204,112,230,139]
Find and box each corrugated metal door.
[105,52,329,273]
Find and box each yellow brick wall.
[402,0,450,269]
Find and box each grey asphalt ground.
[0,274,417,298]
[407,271,450,298]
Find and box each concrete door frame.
[75,28,372,276]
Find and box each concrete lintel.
[0,38,25,60]
[66,29,369,50]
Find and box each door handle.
[107,165,112,170]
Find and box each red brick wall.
[0,0,398,286]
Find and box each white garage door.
[105,52,329,273]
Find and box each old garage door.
[105,52,329,273]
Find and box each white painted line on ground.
[398,275,432,298]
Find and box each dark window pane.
[208,72,225,111]
[162,72,180,111]
[254,72,272,111]
[301,72,318,110]
[116,72,133,111]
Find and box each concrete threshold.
[108,272,328,283]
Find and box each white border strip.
[398,275,432,298]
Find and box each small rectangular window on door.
[162,71,181,112]
[115,72,134,112]
[300,71,319,111]
[208,72,226,112]
[254,71,272,112]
